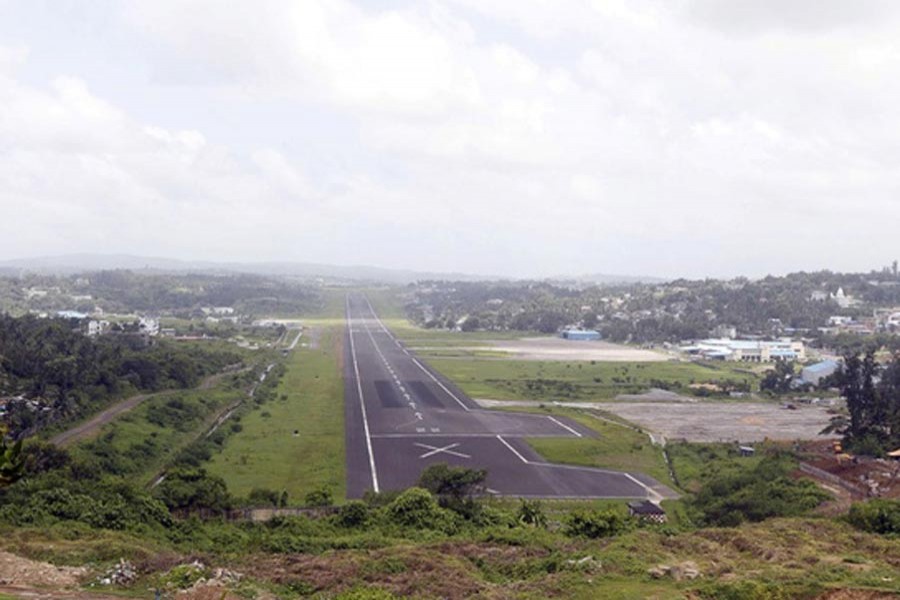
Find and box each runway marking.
[547,416,583,438]
[496,435,529,463]
[410,357,471,412]
[415,442,471,459]
[371,432,574,439]
[624,473,662,502]
[360,296,471,412]
[347,296,380,493]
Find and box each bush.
[248,487,281,507]
[336,500,370,528]
[563,509,632,539]
[847,499,900,534]
[304,487,333,507]
[690,456,829,526]
[516,499,547,528]
[154,468,232,513]
[385,487,458,533]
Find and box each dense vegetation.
[406,269,900,342]
[0,314,243,437]
[0,270,321,317]
[825,351,900,455]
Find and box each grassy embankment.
[68,375,253,485]
[204,289,347,503]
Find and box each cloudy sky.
[1,0,899,279]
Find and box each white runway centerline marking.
[415,442,471,459]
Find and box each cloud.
[2,1,900,277]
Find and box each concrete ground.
[344,294,677,500]
[476,399,838,443]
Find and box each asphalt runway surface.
[344,294,676,500]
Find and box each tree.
[760,360,796,394]
[0,436,24,487]
[418,463,486,517]
[827,351,900,455]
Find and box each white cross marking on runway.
[414,442,471,459]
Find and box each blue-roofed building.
[561,329,601,341]
[801,359,839,386]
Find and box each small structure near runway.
[628,500,667,524]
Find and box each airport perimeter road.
[344,294,677,501]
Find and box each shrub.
[336,500,370,528]
[847,499,900,534]
[248,487,281,507]
[517,499,547,528]
[385,487,458,533]
[304,487,333,507]
[563,509,632,539]
[690,456,829,526]
[154,468,232,513]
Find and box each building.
[628,500,667,524]
[681,338,805,362]
[561,329,601,341]
[138,317,160,337]
[800,359,839,386]
[85,319,109,337]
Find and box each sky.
[1,0,899,279]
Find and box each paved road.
[344,294,676,500]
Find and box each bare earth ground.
[476,399,837,443]
[413,337,670,361]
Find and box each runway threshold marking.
[547,415,583,437]
[347,296,380,493]
[415,442,471,459]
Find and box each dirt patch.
[0,550,88,587]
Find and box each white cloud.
[2,0,900,277]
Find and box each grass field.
[423,357,757,401]
[205,324,346,504]
[500,404,677,488]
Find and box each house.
[138,317,160,336]
[739,445,755,457]
[628,500,667,523]
[85,319,109,337]
[561,329,601,341]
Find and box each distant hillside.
[0,254,493,284]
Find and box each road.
[344,294,676,500]
[50,366,242,448]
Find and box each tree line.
[0,314,242,437]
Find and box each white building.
[139,317,160,336]
[681,338,805,362]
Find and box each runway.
[344,294,676,500]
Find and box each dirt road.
[50,366,242,448]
